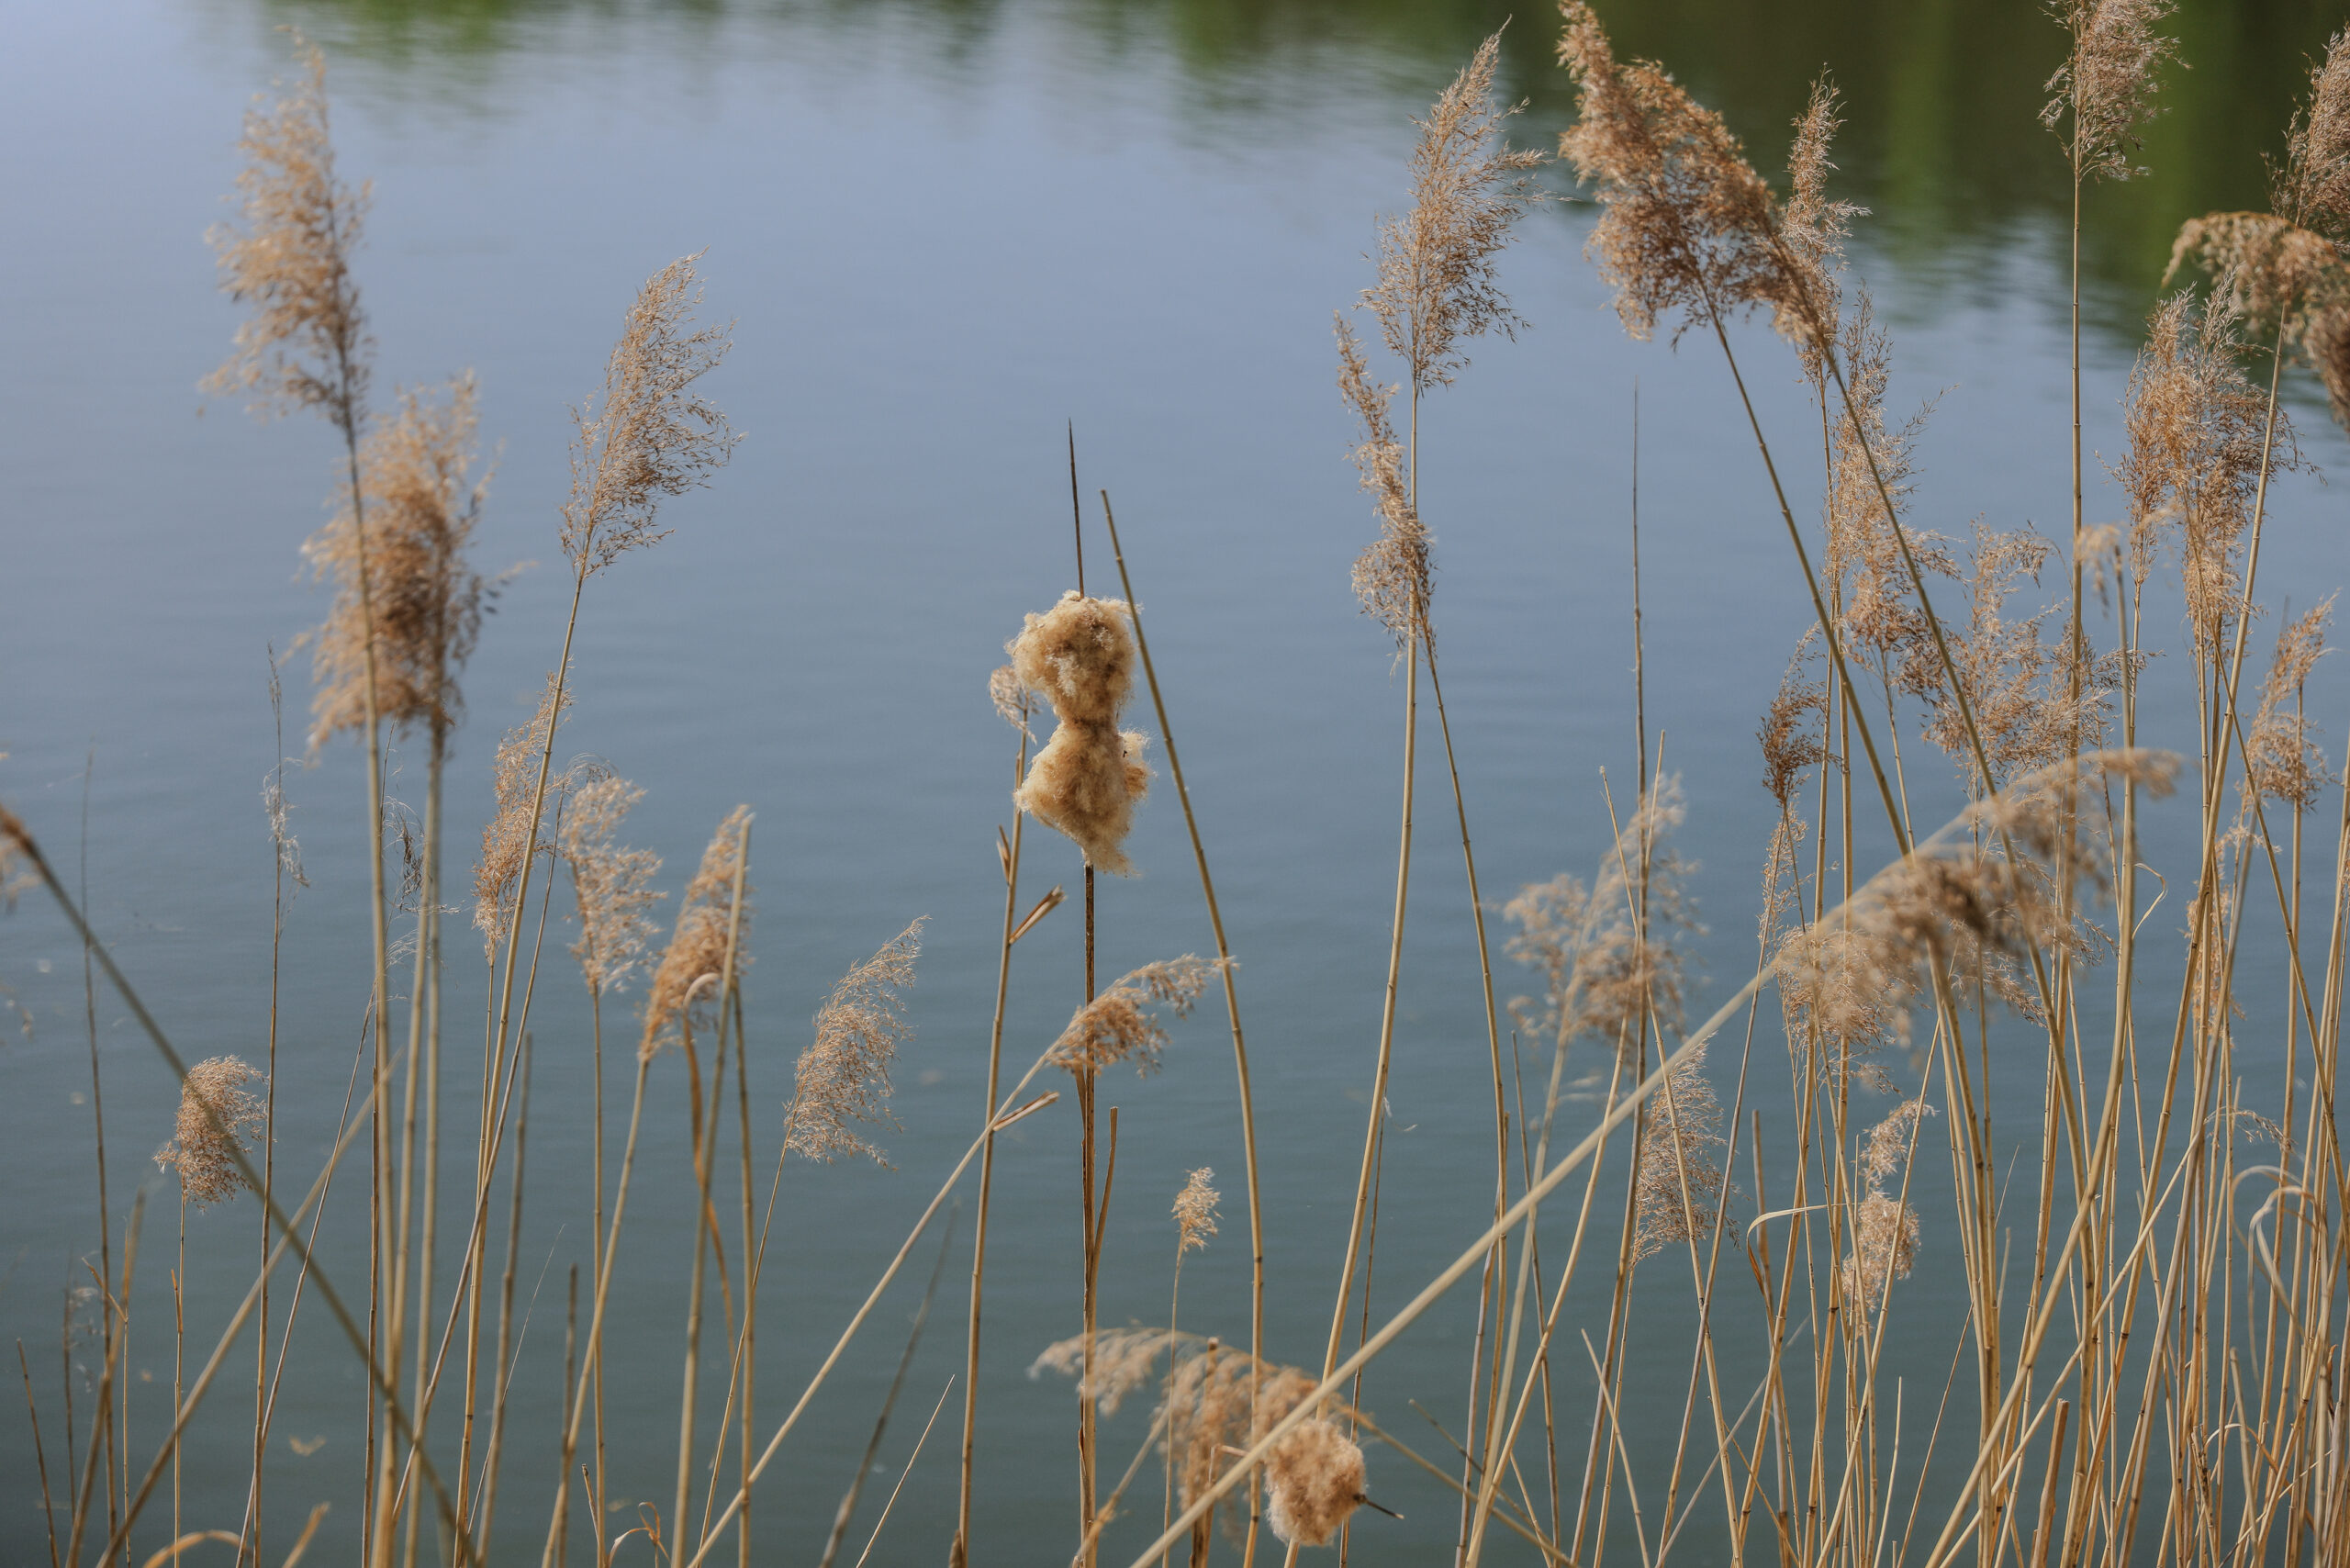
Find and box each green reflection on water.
[260,0,2349,330]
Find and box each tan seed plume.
[1784,75,1864,386]
[787,917,923,1166]
[302,375,489,748]
[560,773,665,995]
[2041,0,2178,183]
[1631,1041,1730,1261]
[154,1056,268,1208]
[1049,956,1224,1078]
[2244,598,2336,810]
[1264,1417,1368,1550]
[473,668,575,959]
[1337,317,1434,654]
[202,33,371,436]
[1173,1168,1220,1256]
[639,805,754,1063]
[1007,592,1153,876]
[560,253,739,576]
[1361,27,1548,396]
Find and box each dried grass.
[558,254,737,576]
[560,773,665,995]
[301,375,488,747]
[2042,0,2178,182]
[1049,957,1224,1078]
[639,805,753,1063]
[154,1057,267,1209]
[473,669,574,959]
[788,919,923,1166]
[201,34,370,435]
[1173,1169,1219,1257]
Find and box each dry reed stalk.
[815,1215,957,1568]
[202,39,408,1562]
[1098,491,1270,1562]
[953,673,1039,1568]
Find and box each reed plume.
[202,34,370,435]
[302,375,489,747]
[1839,1100,1933,1309]
[2042,0,2178,183]
[2116,293,2288,648]
[473,669,574,958]
[640,805,754,1063]
[560,773,665,994]
[786,918,923,1165]
[559,254,737,576]
[1008,593,1153,876]
[1757,642,1829,814]
[1503,775,1699,1062]
[153,1057,267,1208]
[1337,317,1432,653]
[1784,76,1863,384]
[1048,956,1223,1077]
[1360,28,1546,395]
[1629,1041,1729,1260]
[1825,296,1951,687]
[1172,1169,1219,1257]
[1555,1,1804,348]
[2243,599,2335,809]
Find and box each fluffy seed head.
[560,773,665,995]
[1008,593,1154,874]
[787,917,923,1165]
[1784,76,1864,384]
[1265,1418,1368,1549]
[1556,3,1815,351]
[640,807,753,1063]
[2041,0,2178,183]
[1174,1167,1220,1255]
[474,669,574,959]
[559,254,737,577]
[155,1056,267,1207]
[1841,1191,1922,1307]
[1362,27,1548,395]
[203,34,371,436]
[2285,29,2350,236]
[1505,776,1701,1062]
[302,375,489,748]
[1632,1042,1729,1260]
[1338,316,1435,654]
[2244,598,2335,810]
[1051,957,1224,1077]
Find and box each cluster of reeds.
[17,6,2350,1567]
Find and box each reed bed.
[16,6,2350,1565]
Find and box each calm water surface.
[5,0,2348,1561]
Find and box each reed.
[28,12,2350,1568]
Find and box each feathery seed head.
[1632,1042,1730,1260]
[561,774,665,995]
[1051,956,1225,1077]
[787,917,923,1165]
[1174,1167,1220,1255]
[1337,317,1436,654]
[303,375,489,748]
[1758,641,1830,812]
[559,254,737,576]
[1557,3,1814,351]
[640,806,753,1063]
[204,34,371,436]
[1785,76,1864,383]
[474,669,574,959]
[1841,1192,1922,1308]
[1363,28,1548,395]
[2042,0,2179,183]
[1008,593,1153,874]
[2286,30,2350,235]
[155,1056,267,1208]
[988,663,1035,737]
[1265,1418,1368,1549]
[2244,599,2336,810]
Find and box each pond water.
[3,0,2347,1562]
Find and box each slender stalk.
[1099,493,1268,1556]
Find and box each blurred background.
[3,0,2346,1561]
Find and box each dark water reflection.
[264,0,2350,329]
